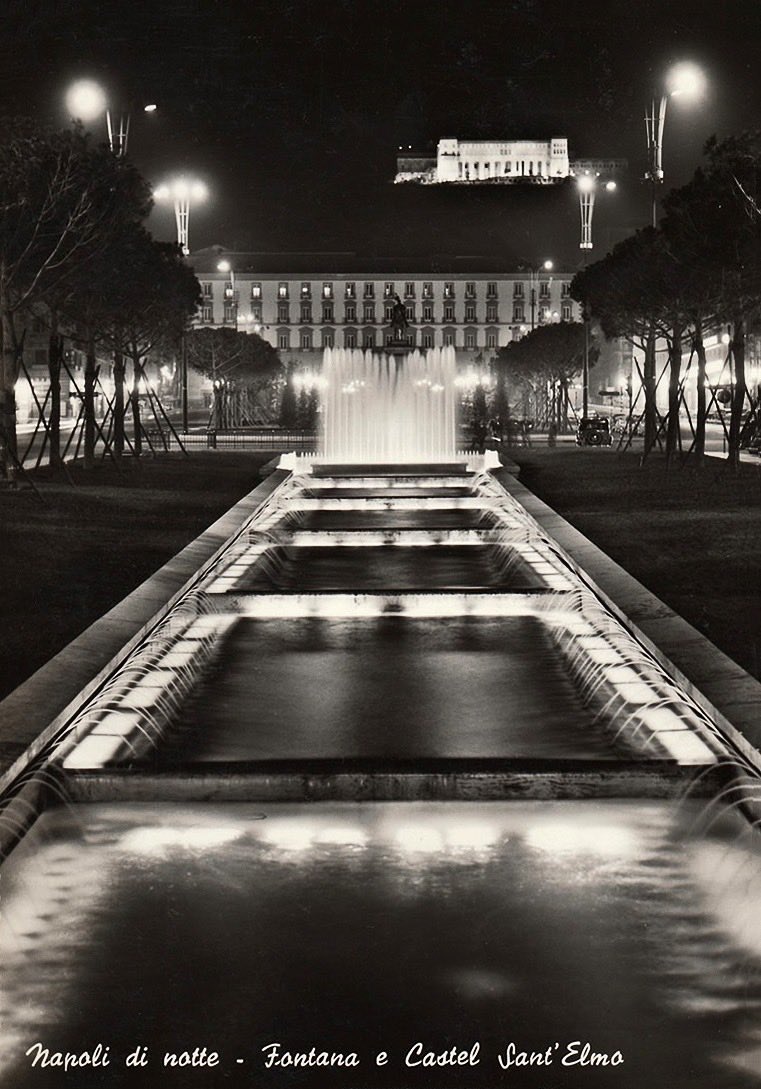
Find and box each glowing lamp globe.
[667,62,706,100]
[65,79,107,121]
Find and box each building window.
[384,303,393,322]
[486,305,498,323]
[363,303,375,323]
[278,331,290,350]
[539,280,550,298]
[322,282,333,299]
[345,303,356,322]
[422,303,433,323]
[345,282,356,299]
[486,282,497,298]
[486,331,497,348]
[223,281,234,299]
[278,282,288,299]
[443,331,454,347]
[250,303,262,322]
[202,304,213,323]
[465,330,476,349]
[300,330,312,349]
[513,305,524,322]
[405,282,415,298]
[300,303,312,323]
[422,332,433,348]
[301,282,311,298]
[562,303,572,321]
[251,282,262,298]
[561,281,570,297]
[513,282,524,298]
[540,307,550,323]
[444,282,454,298]
[444,304,455,322]
[465,304,476,322]
[345,330,356,348]
[364,282,374,298]
[322,329,334,348]
[278,303,290,323]
[201,282,213,297]
[384,282,394,298]
[363,329,375,348]
[423,282,433,298]
[322,303,334,323]
[224,303,236,323]
[405,305,414,321]
[465,282,475,298]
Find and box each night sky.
[2,0,761,268]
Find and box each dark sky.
[2,0,761,267]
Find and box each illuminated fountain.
[3,324,761,1088]
[319,346,458,464]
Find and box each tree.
[278,362,299,429]
[187,327,282,428]
[0,121,151,479]
[493,322,594,432]
[661,132,761,469]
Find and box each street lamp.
[154,178,208,255]
[576,174,617,251]
[528,259,554,330]
[217,260,237,329]
[645,61,705,226]
[65,79,157,156]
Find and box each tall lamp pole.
[575,174,616,417]
[529,259,554,330]
[65,80,157,157]
[154,178,208,256]
[217,260,238,330]
[645,61,705,227]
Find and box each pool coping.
[0,470,291,795]
[493,467,761,772]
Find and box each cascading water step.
[311,462,470,477]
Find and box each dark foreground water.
[2,800,760,1089]
[152,617,624,764]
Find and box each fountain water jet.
[319,346,458,463]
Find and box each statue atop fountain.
[388,293,411,350]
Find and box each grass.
[510,446,761,679]
[0,453,273,700]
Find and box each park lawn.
[0,453,272,700]
[511,446,761,680]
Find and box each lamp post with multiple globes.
[64,79,156,157]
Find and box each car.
[576,415,612,447]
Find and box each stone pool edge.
[494,466,761,771]
[0,469,291,795]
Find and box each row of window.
[201,302,574,324]
[200,280,571,301]
[272,329,504,351]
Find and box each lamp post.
[645,61,705,227]
[154,178,208,255]
[528,259,554,330]
[217,260,238,330]
[575,174,616,416]
[65,79,157,157]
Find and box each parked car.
[576,415,612,447]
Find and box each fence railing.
[151,428,317,451]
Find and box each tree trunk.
[0,296,19,482]
[643,326,657,457]
[113,350,126,460]
[693,319,707,465]
[48,325,64,469]
[83,332,97,470]
[665,324,682,465]
[728,317,747,473]
[131,357,142,457]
